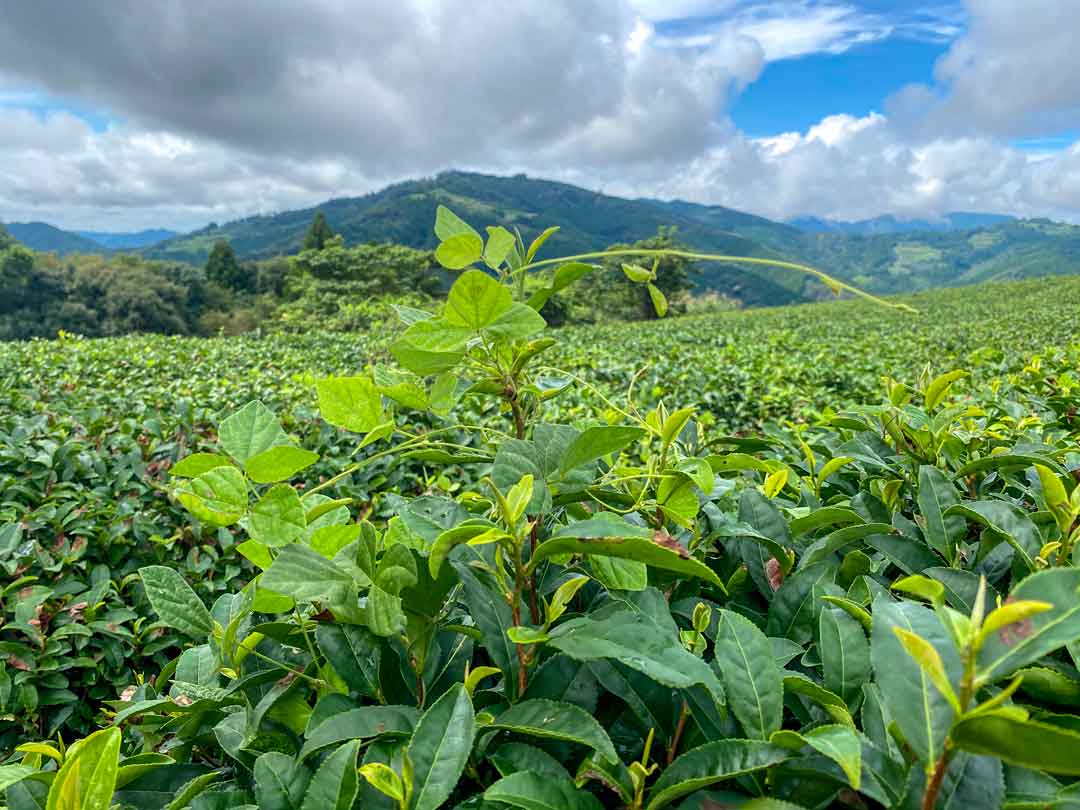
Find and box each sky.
[1,0,1079,232]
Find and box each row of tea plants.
[1,208,1080,809]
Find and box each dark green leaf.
[484,772,602,810]
[713,610,782,741]
[407,683,475,810]
[140,566,214,639]
[646,740,790,810]
[488,699,617,763]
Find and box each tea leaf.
[645,740,790,810]
[488,699,617,763]
[407,684,475,810]
[712,610,781,741]
[46,727,121,810]
[485,771,603,810]
[140,566,214,639]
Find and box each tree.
[303,210,335,251]
[205,240,246,291]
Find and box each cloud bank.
[0,0,1077,230]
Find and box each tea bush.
[1,207,1080,809]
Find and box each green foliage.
[302,210,335,252]
[1,206,1080,810]
[570,227,692,321]
[143,171,1080,309]
[204,239,246,292]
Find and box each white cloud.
[629,113,1080,223]
[0,0,1078,231]
[889,0,1080,138]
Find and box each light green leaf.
[309,525,361,558]
[525,226,559,262]
[485,302,547,341]
[248,484,306,548]
[316,376,384,434]
[391,319,470,376]
[436,233,484,270]
[434,205,479,241]
[176,465,247,526]
[429,522,506,578]
[140,565,214,639]
[648,283,668,317]
[444,269,513,330]
[245,446,318,484]
[45,727,121,810]
[924,369,967,410]
[485,226,517,268]
[261,544,354,603]
[622,263,653,282]
[169,452,232,478]
[590,556,648,591]
[219,401,289,465]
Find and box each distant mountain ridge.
[142,171,1080,305]
[4,222,103,254]
[6,171,1080,307]
[77,229,178,249]
[790,212,1015,234]
[3,222,177,253]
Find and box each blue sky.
[0,1,1079,230]
[730,37,949,135]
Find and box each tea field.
[2,264,1080,810]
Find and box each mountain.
[145,171,1080,306]
[77,229,178,249]
[5,222,104,255]
[790,212,1015,234]
[144,171,823,305]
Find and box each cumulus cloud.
[889,0,1080,138]
[0,0,1077,230]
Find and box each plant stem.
[509,587,529,696]
[527,524,540,624]
[246,648,325,687]
[667,701,690,765]
[522,248,916,312]
[922,749,952,810]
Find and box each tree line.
[0,213,703,341]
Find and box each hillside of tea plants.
[2,211,1080,810]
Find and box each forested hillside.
[6,172,1080,326]
[145,171,1080,303]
